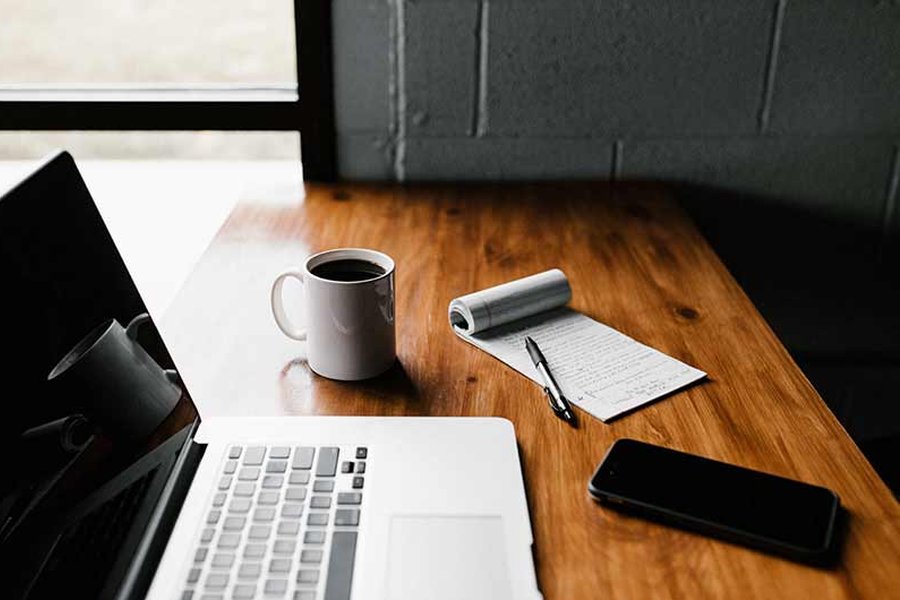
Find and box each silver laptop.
[0,152,542,600]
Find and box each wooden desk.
[162,182,900,599]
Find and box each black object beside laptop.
[588,438,843,565]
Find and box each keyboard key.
[316,448,339,477]
[337,493,362,505]
[253,507,276,522]
[258,491,280,505]
[352,476,364,489]
[229,446,243,459]
[300,549,323,564]
[187,568,201,583]
[212,492,227,507]
[324,531,357,600]
[273,539,296,555]
[340,461,354,474]
[295,590,316,600]
[269,446,290,459]
[355,462,366,474]
[243,544,266,559]
[238,562,262,578]
[232,584,256,599]
[211,553,235,568]
[248,524,272,540]
[243,446,266,466]
[277,521,301,536]
[307,513,329,527]
[304,530,326,545]
[205,573,228,589]
[181,590,194,600]
[266,460,288,473]
[238,467,260,481]
[264,579,287,596]
[285,487,307,502]
[195,547,208,562]
[223,516,246,530]
[312,480,334,493]
[269,558,292,573]
[281,503,303,518]
[223,460,238,474]
[218,533,241,549]
[207,510,221,525]
[200,595,223,600]
[200,528,215,543]
[262,475,285,489]
[218,476,233,490]
[229,498,252,513]
[355,447,367,459]
[335,509,360,527]
[292,447,315,470]
[289,471,310,485]
[296,569,319,584]
[310,496,332,509]
[234,483,256,497]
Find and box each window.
[0,0,335,178]
[0,131,299,161]
[0,1,296,86]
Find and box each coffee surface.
[311,258,386,282]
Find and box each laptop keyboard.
[183,445,367,600]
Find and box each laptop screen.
[0,152,200,598]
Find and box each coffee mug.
[270,248,396,381]
[47,314,182,442]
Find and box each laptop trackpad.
[386,515,513,600]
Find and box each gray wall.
[332,0,900,238]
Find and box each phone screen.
[589,439,839,554]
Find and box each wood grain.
[161,182,900,599]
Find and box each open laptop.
[0,152,542,600]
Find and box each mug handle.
[271,271,308,341]
[125,313,152,340]
[125,313,183,392]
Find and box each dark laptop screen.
[0,152,200,598]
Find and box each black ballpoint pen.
[524,336,578,427]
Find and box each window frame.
[0,0,336,181]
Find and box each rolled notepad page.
[448,269,572,335]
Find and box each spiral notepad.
[448,269,706,422]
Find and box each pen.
[524,336,578,427]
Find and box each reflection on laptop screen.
[0,152,200,599]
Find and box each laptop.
[0,152,542,600]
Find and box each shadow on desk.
[339,361,422,405]
[278,358,424,415]
[671,183,900,497]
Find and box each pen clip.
[544,387,563,413]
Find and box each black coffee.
[311,258,386,282]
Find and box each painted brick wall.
[332,0,900,239]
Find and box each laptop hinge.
[116,420,206,600]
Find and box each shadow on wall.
[667,183,900,496]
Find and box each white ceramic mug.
[270,248,396,380]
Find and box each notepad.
[448,270,706,422]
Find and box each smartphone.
[588,439,841,563]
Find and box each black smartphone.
[588,439,841,563]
